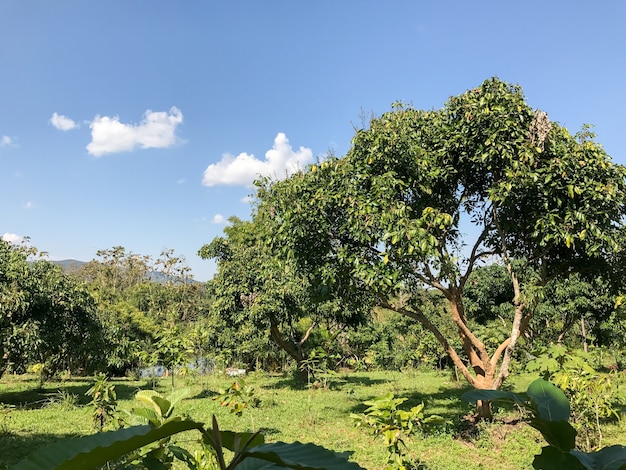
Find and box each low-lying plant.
[351,392,447,469]
[14,386,366,470]
[463,378,626,469]
[527,345,624,450]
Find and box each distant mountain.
[52,259,86,272]
[51,259,201,284]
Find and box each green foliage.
[462,378,626,469]
[45,390,79,411]
[85,373,118,431]
[531,274,621,349]
[73,245,211,375]
[527,346,623,450]
[154,326,193,390]
[257,77,626,397]
[0,239,103,377]
[216,380,261,419]
[199,211,370,373]
[464,264,515,325]
[351,393,444,469]
[299,347,339,389]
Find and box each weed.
[45,390,79,410]
[215,379,261,431]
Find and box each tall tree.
[0,239,102,376]
[199,216,370,373]
[259,78,626,414]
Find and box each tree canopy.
[257,78,626,405]
[0,239,101,376]
[199,215,371,371]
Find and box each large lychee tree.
[258,78,626,416]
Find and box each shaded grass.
[1,370,624,469]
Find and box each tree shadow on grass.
[0,431,78,468]
[0,382,144,409]
[263,374,390,391]
[190,388,220,400]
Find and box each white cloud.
[24,201,34,209]
[87,107,183,157]
[211,214,227,224]
[1,233,23,244]
[50,113,78,131]
[1,135,15,147]
[202,133,313,187]
[240,195,254,204]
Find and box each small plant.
[46,390,79,410]
[216,379,261,431]
[85,373,118,432]
[351,393,439,469]
[299,347,339,389]
[462,378,626,469]
[122,388,190,467]
[527,345,623,450]
[28,362,46,389]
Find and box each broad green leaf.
[13,420,205,470]
[461,389,526,407]
[571,446,626,470]
[532,446,584,470]
[237,441,365,470]
[529,419,576,452]
[133,407,162,425]
[136,390,164,416]
[220,430,265,452]
[166,388,190,414]
[527,379,570,422]
[151,395,172,419]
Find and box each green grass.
[1,370,624,469]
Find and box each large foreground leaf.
[527,379,570,422]
[533,446,584,470]
[13,420,204,470]
[236,441,366,470]
[460,389,527,407]
[571,445,626,470]
[529,419,576,452]
[220,430,265,452]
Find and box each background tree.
[199,215,371,375]
[259,78,626,414]
[75,246,210,375]
[0,239,102,377]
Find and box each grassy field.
[1,369,624,469]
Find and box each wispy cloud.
[211,214,227,224]
[202,133,313,187]
[24,201,34,209]
[50,113,79,131]
[1,135,16,147]
[87,107,183,157]
[1,233,23,244]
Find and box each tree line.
[2,78,626,417]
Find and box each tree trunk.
[476,399,493,420]
[581,316,588,353]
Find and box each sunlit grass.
[1,369,623,469]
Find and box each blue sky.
[2,1,625,281]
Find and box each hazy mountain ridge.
[51,259,201,284]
